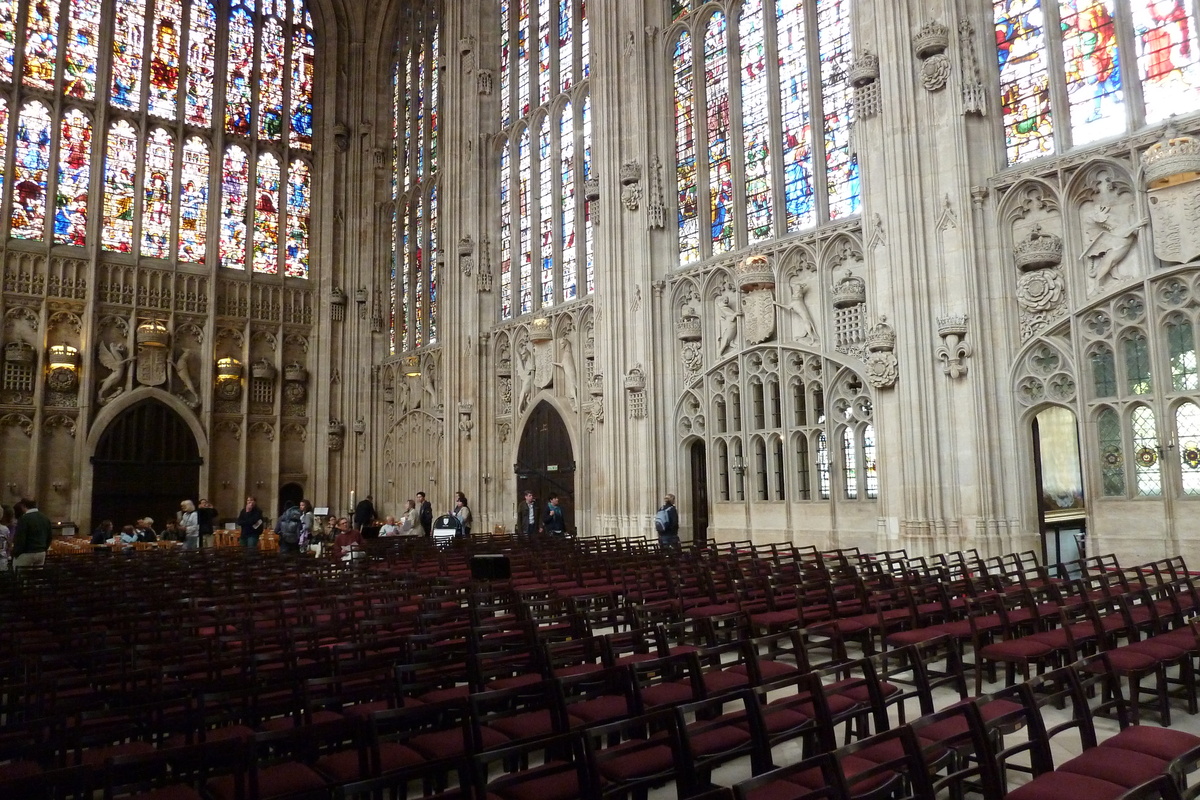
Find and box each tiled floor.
[644,648,1200,798]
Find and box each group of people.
[355,491,473,539]
[90,498,219,551]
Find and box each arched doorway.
[91,399,201,530]
[279,482,304,515]
[690,441,710,544]
[1032,406,1086,574]
[516,401,575,534]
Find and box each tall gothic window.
[390,8,439,355]
[671,0,859,266]
[498,0,592,321]
[0,0,314,275]
[994,1,1200,166]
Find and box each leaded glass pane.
[219,145,250,269]
[1091,345,1117,397]
[795,433,810,500]
[500,141,514,320]
[539,115,554,307]
[0,3,15,82]
[560,102,576,302]
[428,184,438,344]
[518,127,533,315]
[777,0,814,230]
[818,0,859,219]
[755,438,768,501]
[817,431,831,500]
[1132,405,1162,496]
[22,0,60,93]
[582,95,594,293]
[1098,407,1125,495]
[111,0,144,110]
[1168,317,1198,391]
[734,439,745,501]
[864,423,878,500]
[1178,402,1200,496]
[1124,334,1152,394]
[11,101,53,240]
[225,4,254,134]
[537,0,552,106]
[258,18,285,139]
[147,0,182,120]
[1133,0,1200,123]
[186,0,217,126]
[54,109,90,246]
[414,182,424,343]
[774,436,786,500]
[843,426,858,500]
[558,0,572,92]
[290,24,314,150]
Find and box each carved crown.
[676,317,702,341]
[832,272,867,308]
[737,253,775,291]
[584,177,600,201]
[458,235,474,256]
[624,366,646,393]
[4,341,36,364]
[1142,130,1200,189]
[136,320,169,347]
[849,52,880,87]
[913,21,950,58]
[284,362,308,382]
[529,316,553,342]
[330,287,347,305]
[620,161,642,186]
[865,319,896,353]
[589,373,604,397]
[251,359,277,380]
[1013,225,1064,270]
[937,313,969,338]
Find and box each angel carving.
[98,342,133,404]
[173,350,200,407]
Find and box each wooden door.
[690,441,710,543]
[515,402,575,533]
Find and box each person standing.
[518,490,539,536]
[180,501,200,550]
[454,494,472,538]
[353,494,377,532]
[401,499,424,536]
[276,502,303,555]
[416,492,433,538]
[196,499,217,549]
[237,496,264,549]
[544,495,566,537]
[655,493,680,547]
[91,519,114,545]
[13,498,51,569]
[0,506,13,571]
[298,499,315,550]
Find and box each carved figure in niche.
[516,344,535,414]
[1082,171,1148,287]
[396,378,411,415]
[98,342,133,404]
[422,366,438,413]
[555,338,579,412]
[775,273,818,342]
[173,350,200,407]
[715,292,741,356]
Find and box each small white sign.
[314,507,330,516]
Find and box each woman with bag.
[179,500,200,550]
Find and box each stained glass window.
[101,120,139,251]
[22,0,60,92]
[495,0,591,321]
[740,0,772,243]
[186,0,217,125]
[1132,405,1162,496]
[518,127,533,316]
[285,160,310,278]
[141,128,174,258]
[0,99,8,196]
[1167,316,1198,391]
[64,0,102,100]
[674,32,699,264]
[534,117,553,308]
[390,14,439,350]
[500,140,514,319]
[179,137,209,263]
[219,145,250,269]
[225,3,254,135]
[290,25,314,150]
[583,94,594,294]
[816,431,831,500]
[111,0,144,110]
[252,153,280,274]
[1178,402,1200,496]
[995,1,1200,164]
[777,0,815,231]
[795,434,811,499]
[0,4,14,82]
[11,101,53,240]
[259,18,285,140]
[817,0,859,219]
[864,423,878,499]
[1098,407,1125,495]
[560,102,577,302]
[704,12,734,254]
[147,0,182,120]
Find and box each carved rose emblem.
[920,53,952,91]
[1016,268,1064,312]
[863,351,898,389]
